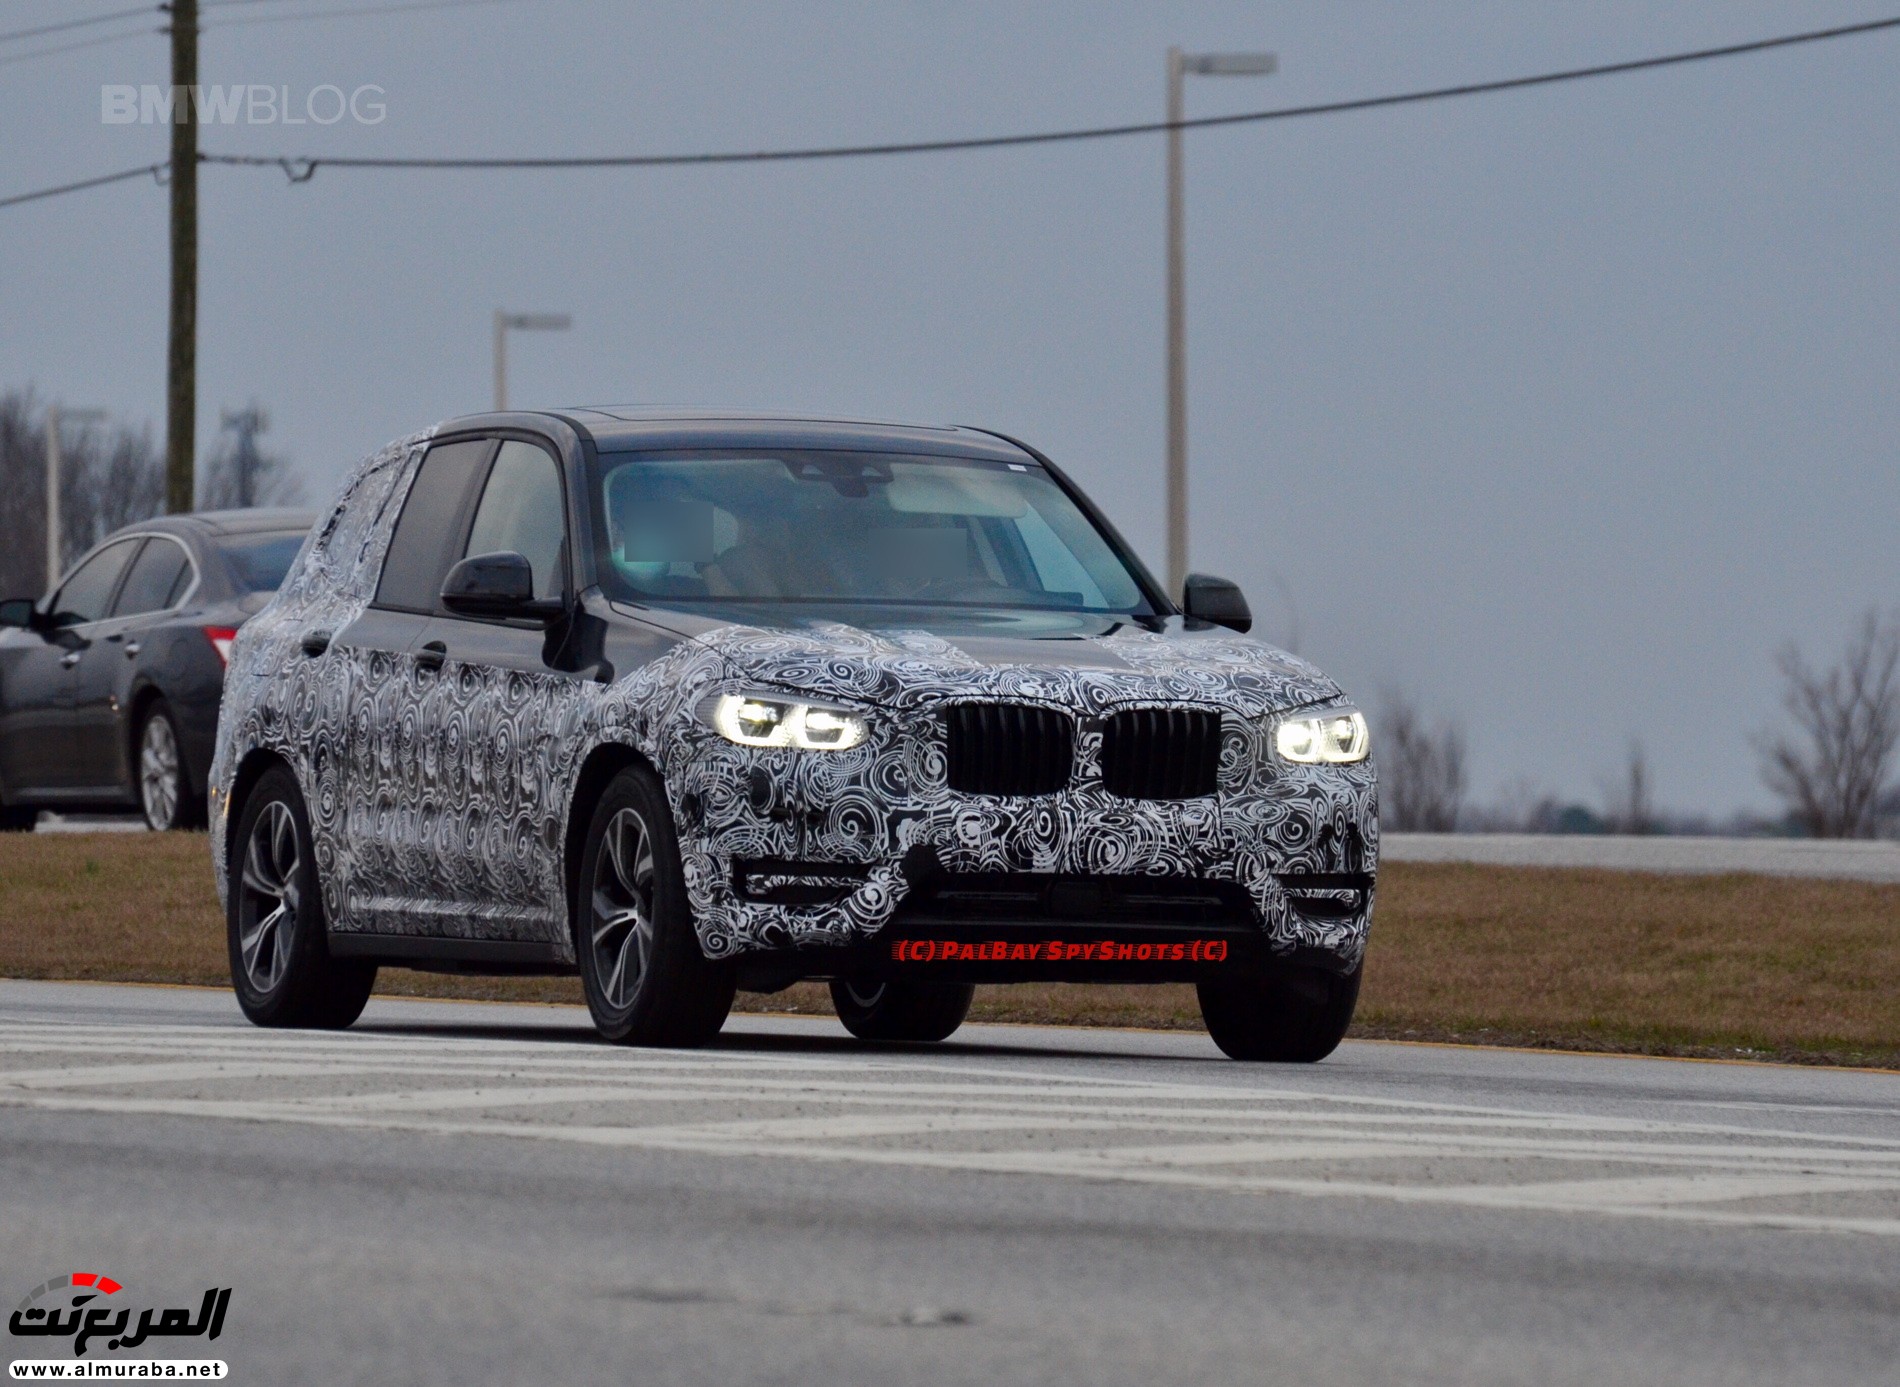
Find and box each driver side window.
[463,441,567,604]
[48,540,139,628]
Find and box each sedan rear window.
[218,532,308,593]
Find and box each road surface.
[2,979,1896,1385]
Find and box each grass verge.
[3,832,1896,1067]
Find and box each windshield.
[589,450,1153,615]
[217,531,307,593]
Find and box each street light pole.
[1165,47,1188,604]
[492,310,573,412]
[46,405,108,591]
[1164,48,1276,600]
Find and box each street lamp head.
[1184,52,1277,77]
[504,313,572,332]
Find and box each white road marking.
[4,1015,1898,1236]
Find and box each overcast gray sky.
[5,1,1896,818]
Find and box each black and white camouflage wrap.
[212,430,1379,972]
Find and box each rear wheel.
[829,978,975,1043]
[0,799,34,832]
[137,701,202,831]
[227,765,376,1028]
[1197,964,1361,1062]
[576,766,735,1046]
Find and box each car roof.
[444,407,1040,463]
[92,509,313,548]
[179,508,317,536]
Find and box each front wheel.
[227,764,376,1028]
[576,766,735,1046]
[829,979,975,1043]
[1197,963,1362,1062]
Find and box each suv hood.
[648,609,1342,718]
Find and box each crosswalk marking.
[3,1013,1898,1236]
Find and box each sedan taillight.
[202,625,239,667]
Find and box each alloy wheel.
[237,800,300,994]
[591,806,658,1011]
[139,714,181,829]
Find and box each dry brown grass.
[2,833,1895,1066]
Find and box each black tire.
[575,765,735,1046]
[1197,964,1361,1062]
[136,700,204,831]
[0,803,35,832]
[227,764,376,1028]
[829,978,975,1043]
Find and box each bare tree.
[1378,691,1468,832]
[1759,610,1900,838]
[197,403,303,510]
[1600,739,1656,835]
[0,387,164,598]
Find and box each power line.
[0,26,158,68]
[201,0,522,27]
[0,163,166,210]
[0,6,154,46]
[4,13,1897,207]
[200,13,1900,176]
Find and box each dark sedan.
[0,508,313,831]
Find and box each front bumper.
[667,705,1379,971]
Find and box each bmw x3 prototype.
[211,410,1377,1060]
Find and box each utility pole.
[1164,48,1275,599]
[493,310,572,411]
[164,0,199,515]
[45,405,107,591]
[220,403,268,509]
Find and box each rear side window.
[112,537,192,616]
[219,532,307,593]
[374,439,495,612]
[49,539,139,627]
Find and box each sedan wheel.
[226,764,376,1028]
[139,709,183,830]
[137,703,202,831]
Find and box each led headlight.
[709,693,869,751]
[1274,708,1370,764]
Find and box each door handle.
[301,629,331,657]
[59,650,81,669]
[415,640,448,673]
[123,641,140,659]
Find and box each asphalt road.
[3,980,1896,1386]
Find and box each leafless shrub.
[1759,610,1900,839]
[1378,691,1467,832]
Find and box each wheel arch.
[224,746,293,868]
[562,741,659,941]
[124,680,169,790]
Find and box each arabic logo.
[10,1274,231,1357]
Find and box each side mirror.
[1180,573,1252,633]
[440,552,564,623]
[0,598,39,631]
